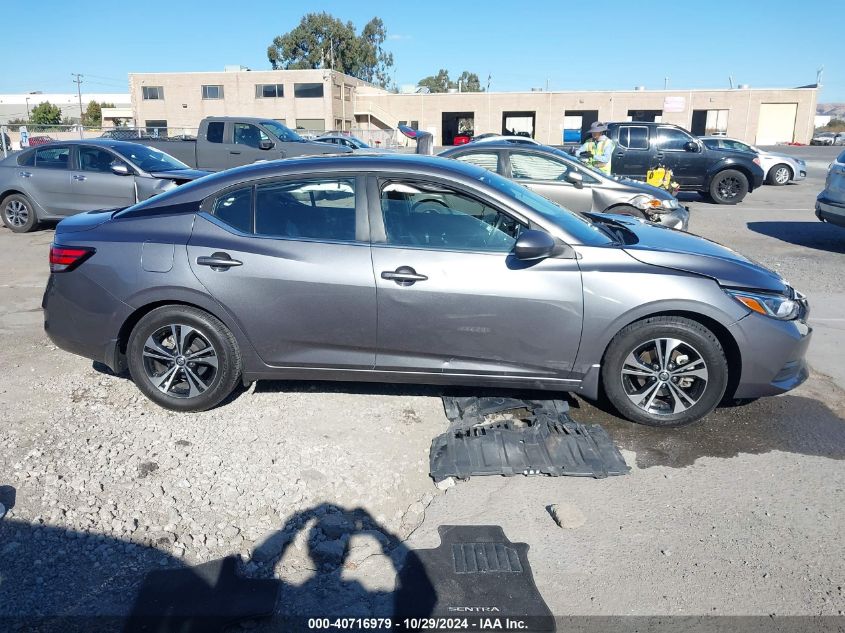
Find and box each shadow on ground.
[0,502,435,632]
[747,221,845,253]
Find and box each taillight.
[753,157,761,166]
[49,245,95,272]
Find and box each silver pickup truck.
[134,117,349,170]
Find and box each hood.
[615,177,675,199]
[148,168,210,181]
[591,214,788,293]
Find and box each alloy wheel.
[142,324,219,398]
[4,200,29,227]
[620,337,709,416]
[717,176,741,199]
[774,167,790,184]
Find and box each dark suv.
[606,122,764,204]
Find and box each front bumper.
[650,205,690,231]
[815,195,845,228]
[731,311,812,399]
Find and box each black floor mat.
[395,525,554,631]
[431,396,629,482]
[124,556,278,633]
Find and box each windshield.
[120,144,189,172]
[261,120,305,142]
[346,136,368,148]
[477,169,613,246]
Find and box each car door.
[654,127,708,187]
[506,150,595,212]
[369,175,583,379]
[187,174,377,369]
[612,124,652,180]
[225,122,272,168]
[69,145,137,212]
[26,145,73,215]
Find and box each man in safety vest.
[578,121,614,175]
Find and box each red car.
[453,131,473,145]
[27,135,55,147]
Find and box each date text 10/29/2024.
[307,617,538,630]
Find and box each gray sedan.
[43,154,810,427]
[439,142,689,230]
[0,139,209,232]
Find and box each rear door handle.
[72,174,87,181]
[196,252,243,270]
[381,266,428,286]
[229,151,241,155]
[19,171,32,178]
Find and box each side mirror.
[564,171,584,186]
[684,141,700,152]
[259,140,274,150]
[110,162,130,176]
[513,229,557,261]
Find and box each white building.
[0,92,131,125]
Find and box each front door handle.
[72,174,87,181]
[229,151,241,155]
[19,171,32,178]
[196,252,243,271]
[381,266,428,286]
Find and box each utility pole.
[25,97,30,121]
[71,73,84,137]
[664,76,669,90]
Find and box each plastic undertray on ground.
[430,396,630,482]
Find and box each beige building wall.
[355,87,818,145]
[130,69,381,133]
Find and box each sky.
[0,0,841,101]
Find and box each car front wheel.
[708,169,749,204]
[127,305,242,412]
[601,316,729,427]
[767,164,792,186]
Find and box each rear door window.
[34,146,71,169]
[617,125,649,150]
[455,152,500,173]
[510,152,569,180]
[255,178,356,241]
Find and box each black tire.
[601,316,729,427]
[606,204,647,219]
[1,194,38,233]
[127,305,242,412]
[708,169,749,205]
[767,164,792,186]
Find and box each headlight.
[630,194,677,213]
[725,289,800,320]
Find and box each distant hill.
[817,103,845,118]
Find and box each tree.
[82,101,115,127]
[267,13,394,88]
[30,101,62,126]
[417,69,485,93]
[6,117,27,131]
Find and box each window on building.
[34,146,70,169]
[295,119,326,133]
[141,86,164,100]
[144,120,168,137]
[294,83,324,98]
[617,125,649,150]
[213,187,253,233]
[201,85,224,100]
[255,84,284,98]
[255,179,356,241]
[455,152,500,173]
[691,109,730,136]
[206,121,225,143]
[380,180,524,251]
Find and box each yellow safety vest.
[585,138,612,174]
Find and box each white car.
[701,136,806,186]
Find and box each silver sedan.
[0,139,209,233]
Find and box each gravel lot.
[0,146,843,626]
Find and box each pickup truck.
[604,122,764,204]
[134,117,350,171]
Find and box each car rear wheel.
[767,164,792,186]
[127,306,242,412]
[601,316,729,427]
[2,194,38,233]
[708,169,749,204]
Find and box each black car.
[605,122,765,204]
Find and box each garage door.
[756,103,797,145]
